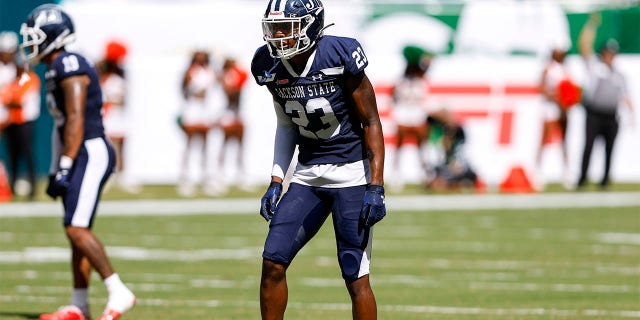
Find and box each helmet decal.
[303,0,317,10]
[33,8,63,27]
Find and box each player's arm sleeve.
[271,102,296,180]
[49,127,62,175]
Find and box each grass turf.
[1,200,638,319]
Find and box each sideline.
[1,192,639,217]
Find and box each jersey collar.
[281,49,317,78]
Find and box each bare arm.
[539,66,555,101]
[624,96,634,113]
[60,75,89,160]
[578,13,600,59]
[624,95,635,128]
[347,72,385,187]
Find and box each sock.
[104,273,126,294]
[72,288,90,316]
[104,273,136,313]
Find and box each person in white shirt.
[577,13,634,189]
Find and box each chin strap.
[319,23,335,36]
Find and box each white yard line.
[0,246,261,263]
[1,192,639,217]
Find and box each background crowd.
[0,1,637,201]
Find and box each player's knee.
[64,225,90,243]
[261,259,287,282]
[346,274,372,298]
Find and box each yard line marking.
[597,233,640,245]
[5,268,637,294]
[1,192,639,217]
[469,281,638,294]
[1,295,639,317]
[0,246,261,263]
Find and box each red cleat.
[96,309,121,320]
[40,306,87,320]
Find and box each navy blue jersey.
[251,35,370,165]
[45,51,105,141]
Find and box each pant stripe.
[71,138,109,227]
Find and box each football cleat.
[96,309,121,320]
[97,295,136,320]
[40,305,87,320]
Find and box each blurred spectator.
[0,31,18,132]
[96,40,140,193]
[0,47,40,200]
[390,45,433,191]
[212,57,250,193]
[424,109,479,193]
[177,50,217,196]
[535,44,580,189]
[577,13,634,189]
[0,31,18,88]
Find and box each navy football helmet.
[20,4,75,63]
[262,0,325,59]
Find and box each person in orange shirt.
[0,52,40,200]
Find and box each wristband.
[59,155,74,170]
[269,181,282,188]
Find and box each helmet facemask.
[19,5,76,64]
[20,23,74,63]
[262,14,316,59]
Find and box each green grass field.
[1,186,639,319]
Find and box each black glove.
[260,181,282,221]
[360,185,386,228]
[46,168,71,199]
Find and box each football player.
[20,4,135,320]
[251,0,386,319]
